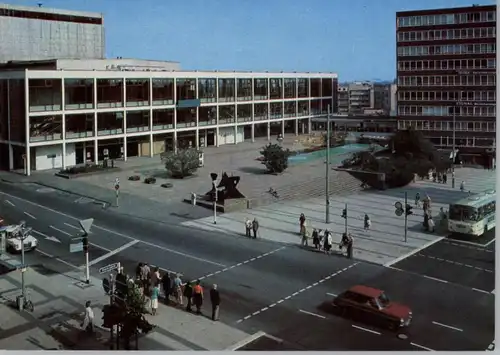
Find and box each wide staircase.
[247,170,362,208]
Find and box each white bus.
[448,189,496,237]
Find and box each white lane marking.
[139,240,226,267]
[484,238,496,247]
[388,266,403,272]
[444,241,493,252]
[261,307,268,312]
[64,222,91,233]
[225,331,267,351]
[49,225,72,237]
[411,342,434,351]
[197,246,286,280]
[384,237,444,267]
[299,309,326,319]
[0,190,227,268]
[423,275,448,283]
[418,253,494,273]
[326,292,337,297]
[234,262,360,324]
[352,325,381,335]
[5,199,15,207]
[432,321,463,332]
[252,311,260,316]
[23,211,36,219]
[32,230,61,243]
[472,288,491,295]
[447,238,494,248]
[36,249,80,269]
[88,240,140,266]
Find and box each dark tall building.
[396,4,496,163]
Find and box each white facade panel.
[236,127,244,143]
[34,143,75,170]
[218,127,235,145]
[0,17,104,63]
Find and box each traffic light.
[405,204,413,216]
[341,209,347,219]
[102,304,121,329]
[82,236,89,252]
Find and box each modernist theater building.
[0,59,338,175]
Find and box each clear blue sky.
[8,0,497,81]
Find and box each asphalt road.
[0,180,494,351]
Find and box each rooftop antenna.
[38,3,42,7]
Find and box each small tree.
[161,148,200,178]
[260,143,292,174]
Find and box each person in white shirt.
[81,301,94,334]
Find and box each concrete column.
[295,119,299,135]
[267,122,271,141]
[122,77,127,161]
[234,125,238,145]
[61,78,66,169]
[173,78,178,153]
[93,78,98,164]
[24,75,31,176]
[204,129,207,147]
[8,144,13,170]
[281,120,285,137]
[149,78,154,157]
[251,124,255,143]
[7,80,11,142]
[251,78,255,123]
[215,78,220,147]
[149,133,154,157]
[195,129,199,149]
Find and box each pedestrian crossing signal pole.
[341,204,348,235]
[114,178,120,207]
[79,219,94,284]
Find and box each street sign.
[99,262,120,274]
[22,154,26,160]
[115,178,120,185]
[115,184,119,190]
[70,242,84,253]
[79,218,94,235]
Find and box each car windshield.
[377,293,390,307]
[449,205,480,223]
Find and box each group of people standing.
[299,214,354,259]
[132,262,221,321]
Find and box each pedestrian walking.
[460,180,465,192]
[173,273,183,306]
[151,282,160,316]
[415,192,421,207]
[135,262,143,281]
[161,272,171,304]
[140,262,151,294]
[340,233,353,259]
[193,280,204,315]
[312,229,320,250]
[184,281,194,312]
[210,284,220,321]
[323,230,332,254]
[364,214,371,230]
[299,213,306,234]
[443,174,447,184]
[428,216,435,233]
[151,266,161,288]
[81,301,94,335]
[244,218,252,237]
[252,218,259,239]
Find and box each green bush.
[260,143,292,174]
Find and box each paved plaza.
[182,167,497,265]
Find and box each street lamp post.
[451,106,456,188]
[325,105,331,223]
[18,221,31,300]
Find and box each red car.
[332,285,412,330]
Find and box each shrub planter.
[144,177,156,184]
[129,175,140,181]
[56,163,119,179]
[161,183,173,188]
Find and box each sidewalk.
[182,167,496,265]
[0,253,251,350]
